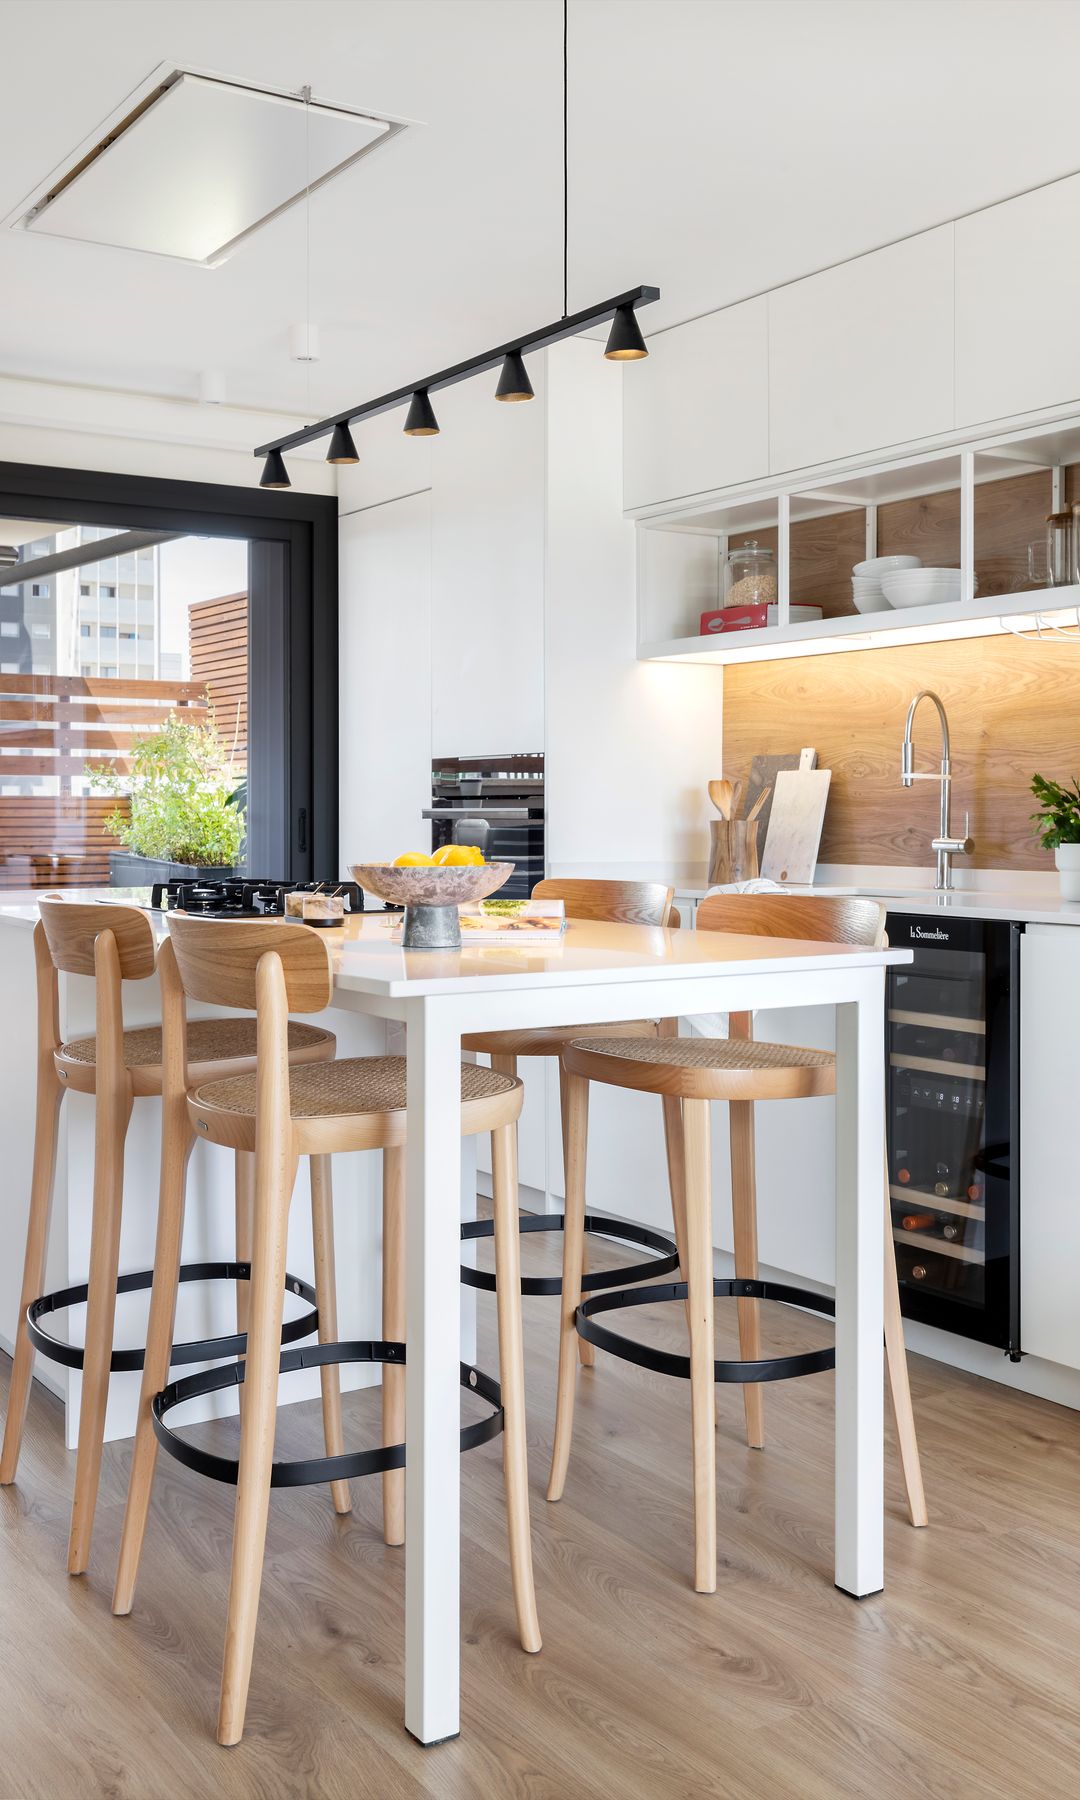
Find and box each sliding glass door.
[0,463,336,889]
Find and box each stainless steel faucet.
[900,689,973,891]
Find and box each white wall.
[337,344,724,884]
[428,375,545,757]
[545,339,723,883]
[339,489,433,864]
[0,375,334,494]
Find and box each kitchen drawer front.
[768,224,954,475]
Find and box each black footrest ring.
[576,1278,836,1384]
[26,1263,319,1374]
[151,1343,503,1488]
[461,1213,680,1296]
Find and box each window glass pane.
[0,521,249,890]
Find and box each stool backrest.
[38,897,156,979]
[166,913,333,1014]
[532,878,675,928]
[695,892,885,949]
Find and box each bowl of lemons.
[351,850,515,948]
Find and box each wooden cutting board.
[743,748,816,843]
[760,767,832,885]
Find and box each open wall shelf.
[637,416,1080,664]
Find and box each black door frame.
[0,459,338,881]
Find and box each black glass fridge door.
[886,913,1017,1352]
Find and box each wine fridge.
[885,913,1021,1356]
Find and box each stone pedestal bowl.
[350,862,515,948]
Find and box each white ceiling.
[3,0,1080,420]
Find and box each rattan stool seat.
[60,1018,333,1069]
[565,1032,837,1102]
[194,1054,518,1120]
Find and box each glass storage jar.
[723,539,778,608]
[1046,511,1073,588]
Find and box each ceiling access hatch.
[7,69,405,267]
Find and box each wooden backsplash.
[723,636,1080,871]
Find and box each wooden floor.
[3,1219,1080,1800]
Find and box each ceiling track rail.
[254,284,661,458]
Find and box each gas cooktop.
[149,878,364,923]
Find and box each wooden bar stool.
[0,899,337,1578]
[549,893,927,1595]
[113,914,540,1748]
[461,878,684,1360]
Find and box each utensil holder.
[708,819,759,887]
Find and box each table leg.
[834,981,885,1598]
[405,1002,463,1745]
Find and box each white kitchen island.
[0,893,906,1747]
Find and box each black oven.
[886,912,1021,1357]
[424,753,544,899]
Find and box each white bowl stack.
[851,554,920,612]
[879,567,966,609]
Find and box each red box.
[700,604,771,635]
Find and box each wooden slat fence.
[0,673,207,887]
[188,592,247,767]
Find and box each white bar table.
[329,914,910,1745]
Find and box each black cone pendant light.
[604,303,649,361]
[495,350,534,402]
[259,448,291,489]
[252,18,656,482]
[404,389,440,436]
[326,421,359,464]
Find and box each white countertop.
[0,889,909,996]
[669,881,1080,927]
[547,858,1080,926]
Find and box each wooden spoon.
[745,783,771,824]
[730,779,744,819]
[708,779,733,818]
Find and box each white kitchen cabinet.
[623,298,770,512]
[429,377,545,757]
[956,174,1080,428]
[768,225,954,474]
[338,491,432,862]
[1020,924,1080,1368]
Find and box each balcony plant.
[89,710,246,886]
[1030,773,1080,900]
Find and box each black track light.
[404,389,440,436]
[326,422,359,464]
[604,303,648,361]
[259,448,291,489]
[495,350,534,402]
[253,287,660,470]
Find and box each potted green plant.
[89,711,246,886]
[1030,773,1080,900]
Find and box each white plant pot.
[1055,844,1080,901]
